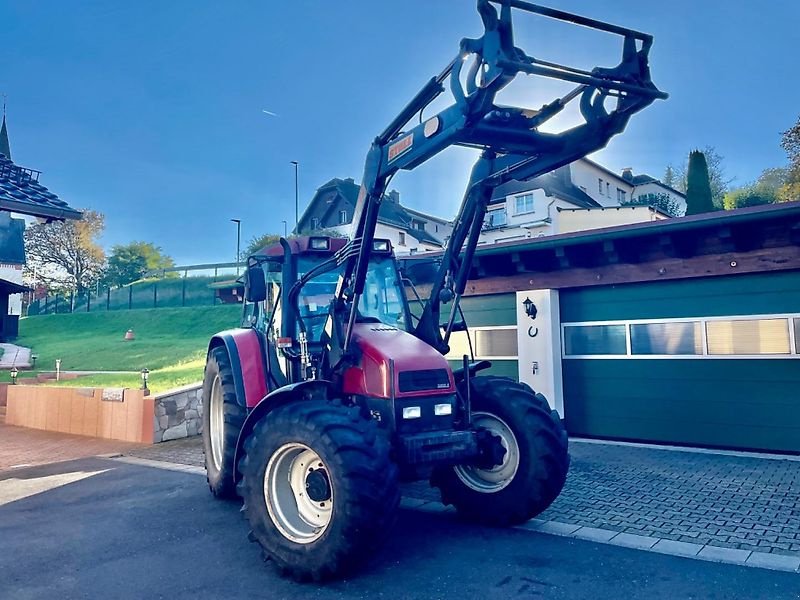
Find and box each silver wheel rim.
[209,375,224,472]
[264,443,333,544]
[454,412,519,493]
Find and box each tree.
[684,150,717,216]
[723,185,778,210]
[662,165,675,189]
[622,192,682,217]
[722,166,792,210]
[672,146,732,208]
[104,241,175,287]
[24,210,105,296]
[779,116,800,201]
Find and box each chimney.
[621,168,633,182]
[387,190,400,203]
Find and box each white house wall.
[556,206,666,235]
[632,182,687,216]
[569,160,633,207]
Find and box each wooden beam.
[458,244,800,296]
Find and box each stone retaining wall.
[153,383,203,443]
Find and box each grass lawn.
[3,305,242,389]
[50,359,208,394]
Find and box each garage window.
[447,327,518,360]
[630,322,702,355]
[795,318,800,353]
[706,319,791,355]
[564,324,626,356]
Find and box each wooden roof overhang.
[400,201,800,297]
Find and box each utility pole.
[231,218,241,275]
[282,220,288,238]
[290,160,299,231]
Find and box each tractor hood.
[342,322,455,399]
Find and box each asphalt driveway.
[1,458,799,600]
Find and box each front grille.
[398,369,450,393]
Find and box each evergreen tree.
[684,150,717,216]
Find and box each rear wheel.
[431,375,569,526]
[202,347,246,499]
[238,401,399,581]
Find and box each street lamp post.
[231,219,241,275]
[282,220,287,238]
[290,160,299,231]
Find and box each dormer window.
[514,193,534,214]
[339,210,347,225]
[311,217,320,230]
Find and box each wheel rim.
[209,374,224,472]
[264,443,333,544]
[454,412,520,493]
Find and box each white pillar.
[516,289,564,417]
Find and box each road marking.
[0,470,109,507]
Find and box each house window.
[598,179,603,194]
[617,188,626,203]
[311,217,320,230]
[339,210,347,225]
[414,220,425,231]
[435,224,439,233]
[485,208,507,228]
[606,182,610,196]
[514,193,534,214]
[398,232,406,246]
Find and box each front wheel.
[202,347,246,499]
[431,375,569,526]
[238,401,400,581]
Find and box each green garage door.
[560,271,800,453]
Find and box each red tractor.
[202,0,665,581]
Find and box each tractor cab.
[241,235,408,386]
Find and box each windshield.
[297,255,407,339]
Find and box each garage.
[559,272,800,452]
[404,201,800,453]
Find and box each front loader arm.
[332,0,667,360]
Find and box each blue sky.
[2,1,798,264]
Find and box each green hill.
[10,306,242,392]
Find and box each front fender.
[208,328,267,409]
[233,380,331,477]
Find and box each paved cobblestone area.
[538,441,800,557]
[126,436,205,467]
[0,422,140,472]
[126,436,800,558]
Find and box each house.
[295,178,450,253]
[0,113,82,336]
[480,158,686,245]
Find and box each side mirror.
[246,265,267,302]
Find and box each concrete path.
[0,344,31,369]
[2,457,799,599]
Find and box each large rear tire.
[238,401,400,581]
[202,346,246,499]
[431,375,569,526]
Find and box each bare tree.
[24,210,106,296]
